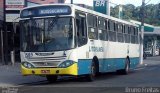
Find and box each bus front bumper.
[21,63,78,76]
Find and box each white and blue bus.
[20,4,140,82]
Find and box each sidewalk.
[0,63,20,73]
[0,63,46,87]
[136,56,160,69]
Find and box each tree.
[110,4,160,26]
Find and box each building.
[27,0,65,6]
[144,27,160,56]
[0,0,4,38]
[130,20,160,56]
[0,0,4,64]
[28,0,58,4]
[0,0,4,26]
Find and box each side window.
[113,22,117,32]
[108,20,110,31]
[131,26,136,44]
[76,11,87,47]
[124,25,130,43]
[108,20,116,42]
[135,27,139,44]
[98,17,106,41]
[117,23,124,42]
[105,20,108,40]
[87,14,98,39]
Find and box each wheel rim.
[126,63,129,72]
[125,59,129,73]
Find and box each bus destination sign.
[20,5,71,18]
[39,8,69,15]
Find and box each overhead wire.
[145,0,152,5]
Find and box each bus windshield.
[20,17,74,52]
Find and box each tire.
[46,75,58,83]
[117,58,130,75]
[86,61,96,82]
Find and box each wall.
[27,0,59,5]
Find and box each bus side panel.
[103,59,116,72]
[77,57,139,75]
[99,59,106,72]
[130,57,139,69]
[115,58,126,70]
[99,58,125,73]
[78,59,92,75]
[99,57,139,73]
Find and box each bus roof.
[21,4,138,27]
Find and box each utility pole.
[118,4,123,19]
[106,0,110,16]
[1,0,5,65]
[3,0,9,65]
[140,0,145,64]
[11,17,19,66]
[1,28,4,64]
[158,3,160,20]
[71,0,73,4]
[4,24,8,65]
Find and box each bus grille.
[26,56,66,67]
[32,62,60,67]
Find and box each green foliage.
[111,4,160,26]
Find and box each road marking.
[144,64,148,66]
[134,67,146,71]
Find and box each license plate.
[41,70,50,74]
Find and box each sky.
[65,0,160,6]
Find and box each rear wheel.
[46,75,58,83]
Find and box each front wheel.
[46,75,58,83]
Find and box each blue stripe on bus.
[78,57,139,75]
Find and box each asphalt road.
[0,56,160,93]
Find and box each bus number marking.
[89,46,104,52]
[25,53,33,58]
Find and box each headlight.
[58,60,74,68]
[22,62,34,68]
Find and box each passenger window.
[76,11,87,47]
[135,27,139,44]
[98,17,106,41]
[124,25,130,43]
[131,26,136,44]
[105,20,108,40]
[88,14,98,40]
[108,20,116,42]
[117,23,124,42]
